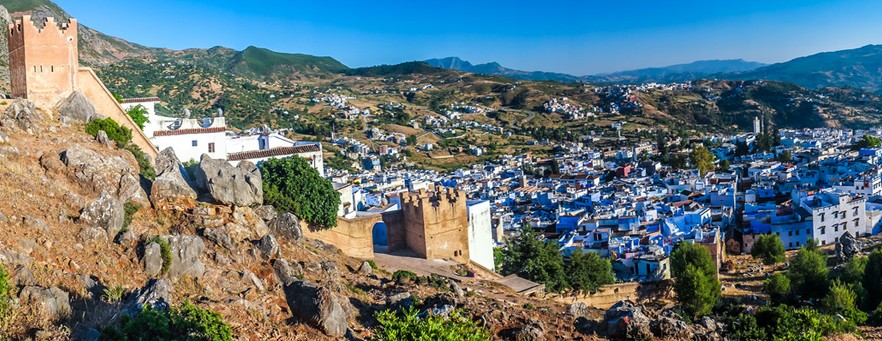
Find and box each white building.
[151,117,228,163]
[467,200,496,271]
[796,189,868,246]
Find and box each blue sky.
[53,0,882,75]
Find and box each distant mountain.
[228,46,348,79]
[585,59,768,84]
[425,57,767,84]
[345,61,457,77]
[425,57,582,82]
[727,44,882,92]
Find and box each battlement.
[400,185,465,208]
[8,15,77,40]
[6,14,79,102]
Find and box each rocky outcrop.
[194,155,263,206]
[257,234,279,259]
[1,99,42,134]
[47,145,148,205]
[96,130,113,148]
[150,148,197,210]
[358,261,373,275]
[603,300,652,340]
[836,232,863,262]
[79,193,124,238]
[166,235,205,280]
[56,91,100,122]
[273,259,303,286]
[512,320,546,341]
[283,280,350,337]
[144,242,163,278]
[127,279,172,313]
[567,302,590,317]
[254,205,277,222]
[19,286,71,321]
[268,213,302,241]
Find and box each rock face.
[144,242,163,278]
[96,130,113,148]
[512,320,546,341]
[283,280,350,337]
[127,279,172,313]
[49,145,147,204]
[604,300,652,340]
[56,91,100,122]
[1,99,41,133]
[268,213,302,240]
[568,302,590,317]
[358,261,373,275]
[79,193,125,238]
[257,234,279,259]
[836,232,863,262]
[166,235,205,280]
[150,148,197,210]
[19,286,72,321]
[194,154,263,206]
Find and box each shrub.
[788,246,829,298]
[726,313,767,341]
[121,202,140,233]
[754,305,855,339]
[0,264,9,319]
[392,270,418,283]
[104,302,232,341]
[751,234,785,265]
[126,105,149,130]
[261,157,341,229]
[123,144,156,180]
[366,260,379,271]
[86,118,132,147]
[102,285,127,303]
[498,227,569,292]
[822,280,867,325]
[147,236,172,277]
[374,306,489,341]
[763,273,791,304]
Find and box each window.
[834,224,838,232]
[806,229,811,235]
[820,213,825,222]
[841,211,847,219]
[797,242,800,247]
[208,142,215,153]
[833,211,838,219]
[192,140,198,147]
[789,242,792,248]
[796,230,800,236]
[820,227,825,235]
[788,231,793,237]
[836,237,839,243]
[823,240,827,245]
[855,207,860,216]
[51,65,54,72]
[854,219,860,228]
[33,65,36,73]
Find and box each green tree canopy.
[787,246,829,298]
[499,228,568,292]
[126,104,149,130]
[822,280,867,325]
[261,157,341,229]
[689,146,715,176]
[670,242,720,318]
[853,134,882,150]
[566,250,615,296]
[751,234,785,265]
[764,273,791,304]
[863,249,882,311]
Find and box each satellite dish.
[168,118,183,130]
[216,108,224,117]
[183,108,191,119]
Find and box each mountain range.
[2,0,882,94]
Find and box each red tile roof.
[121,97,161,104]
[152,127,226,137]
[227,144,321,162]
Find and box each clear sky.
[52,0,882,75]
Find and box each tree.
[261,157,341,229]
[689,146,715,176]
[719,159,730,171]
[126,104,149,130]
[751,234,785,265]
[735,141,750,157]
[787,247,829,298]
[805,238,819,251]
[764,273,791,304]
[566,251,615,296]
[670,242,720,318]
[853,134,882,150]
[822,280,867,325]
[499,228,569,292]
[405,135,417,146]
[776,150,792,163]
[863,249,882,311]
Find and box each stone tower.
[399,186,470,263]
[7,15,79,105]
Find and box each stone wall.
[76,68,158,159]
[302,215,379,259]
[557,281,668,309]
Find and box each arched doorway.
[373,221,388,252]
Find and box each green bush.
[822,280,867,325]
[121,202,140,233]
[392,270,418,283]
[102,285,127,303]
[366,260,379,271]
[753,305,855,340]
[566,250,615,295]
[670,242,720,319]
[788,246,829,298]
[123,144,156,180]
[147,236,172,277]
[763,273,791,304]
[86,118,132,147]
[374,306,488,341]
[0,264,10,319]
[726,313,767,341]
[261,157,341,229]
[126,105,149,130]
[751,234,785,265]
[103,302,232,341]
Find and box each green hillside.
[228,46,349,79]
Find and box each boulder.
[273,259,303,286]
[568,302,590,317]
[650,310,692,339]
[358,261,373,275]
[836,232,863,262]
[118,173,149,207]
[53,145,143,200]
[10,264,37,287]
[202,227,236,250]
[282,280,350,337]
[1,99,41,133]
[257,234,280,259]
[78,226,107,243]
[166,235,205,280]
[386,292,413,308]
[79,193,125,238]
[194,154,263,206]
[19,286,71,321]
[254,205,278,222]
[268,213,302,240]
[512,320,545,341]
[144,242,163,278]
[604,300,652,340]
[56,91,99,122]
[127,279,172,313]
[95,130,113,148]
[150,148,197,210]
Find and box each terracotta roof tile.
[152,127,226,137]
[121,97,161,104]
[227,145,321,162]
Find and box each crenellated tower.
[399,186,470,263]
[7,15,79,104]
